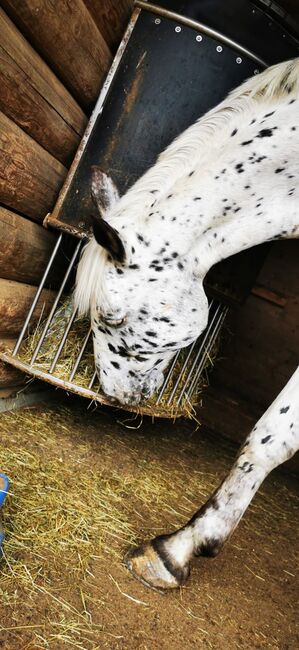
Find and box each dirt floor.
[0,395,298,650]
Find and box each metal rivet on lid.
[175,26,181,32]
[216,45,223,52]
[196,34,203,42]
[236,56,242,64]
[155,18,161,25]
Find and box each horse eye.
[103,317,125,328]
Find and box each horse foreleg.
[125,366,299,590]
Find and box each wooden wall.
[0,0,133,395]
[201,239,299,469]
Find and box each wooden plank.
[0,207,57,285]
[0,7,86,134]
[251,284,287,308]
[2,0,112,110]
[0,112,67,221]
[0,278,56,337]
[0,9,87,166]
[0,338,25,387]
[83,0,133,51]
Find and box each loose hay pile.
[0,404,219,648]
[18,296,220,419]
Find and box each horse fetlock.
[194,536,224,558]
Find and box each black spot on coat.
[261,435,271,444]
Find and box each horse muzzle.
[99,368,164,406]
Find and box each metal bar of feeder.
[175,301,222,406]
[167,299,215,406]
[155,349,181,405]
[135,1,267,68]
[68,328,92,382]
[179,305,226,405]
[166,339,198,406]
[181,305,228,405]
[47,8,141,235]
[157,299,215,405]
[183,310,225,404]
[48,307,78,373]
[30,240,82,365]
[166,299,217,406]
[88,369,98,390]
[13,233,64,357]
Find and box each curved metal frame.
[135,0,268,68]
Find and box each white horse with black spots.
[75,58,299,590]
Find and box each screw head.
[236,56,242,64]
[154,18,161,25]
[196,34,203,42]
[216,45,223,52]
[175,26,181,33]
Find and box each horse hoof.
[124,540,189,591]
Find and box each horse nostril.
[141,385,152,399]
[123,392,142,406]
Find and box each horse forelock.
[74,238,108,317]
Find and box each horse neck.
[113,95,257,219]
[178,109,299,277]
[189,170,295,278]
[133,133,297,276]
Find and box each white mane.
[75,238,107,316]
[111,58,299,217]
[74,57,299,316]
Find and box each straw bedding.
[0,401,298,649]
[0,404,218,647]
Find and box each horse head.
[75,167,209,405]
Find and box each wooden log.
[0,112,67,222]
[0,338,26,387]
[0,9,87,166]
[2,0,112,111]
[0,278,56,337]
[83,0,133,52]
[0,207,57,285]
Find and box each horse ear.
[92,215,126,263]
[91,166,120,215]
